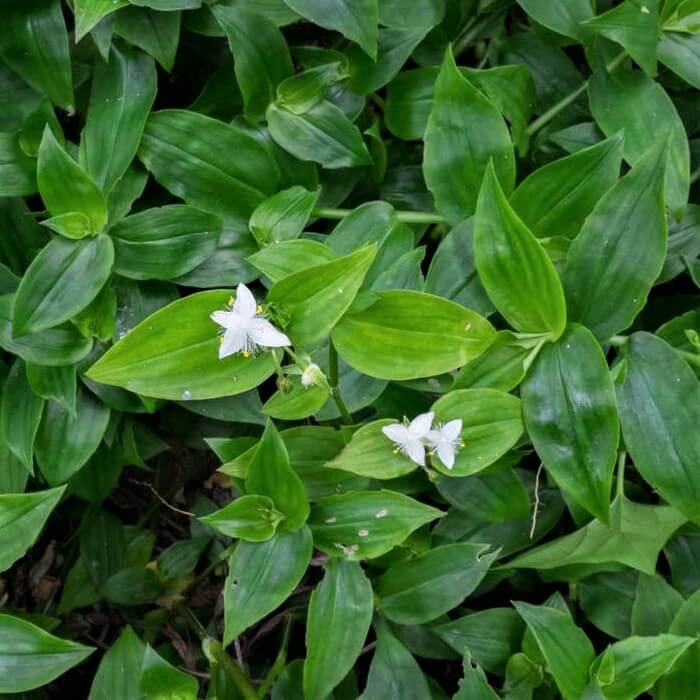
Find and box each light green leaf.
[140,645,198,700]
[0,613,93,692]
[249,239,337,282]
[199,495,284,542]
[0,486,64,573]
[86,290,278,400]
[423,46,515,224]
[616,332,700,521]
[522,324,619,522]
[88,626,146,700]
[563,142,667,340]
[224,526,312,644]
[309,489,444,560]
[73,0,128,42]
[474,162,566,337]
[262,379,329,420]
[304,559,373,700]
[268,245,376,346]
[332,291,496,380]
[37,127,108,236]
[249,186,319,246]
[80,44,156,195]
[517,0,593,40]
[13,235,114,336]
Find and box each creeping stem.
[328,341,354,425]
[313,207,446,225]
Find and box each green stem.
[614,451,626,531]
[526,51,627,136]
[256,616,293,698]
[678,349,700,368]
[328,341,353,425]
[313,207,446,225]
[206,639,258,700]
[186,543,237,594]
[690,165,700,186]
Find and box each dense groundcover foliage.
[1,0,700,697]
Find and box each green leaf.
[584,1,659,76]
[73,0,128,42]
[433,608,525,673]
[579,570,637,640]
[593,634,695,700]
[616,332,700,521]
[249,186,319,246]
[267,100,373,169]
[659,31,700,88]
[430,388,523,476]
[516,0,593,41]
[249,239,337,282]
[423,47,515,224]
[304,559,373,700]
[521,324,619,522]
[35,385,110,485]
[359,618,432,699]
[0,132,36,196]
[282,0,378,58]
[630,573,684,635]
[0,294,93,367]
[80,44,157,195]
[268,245,376,346]
[378,0,444,29]
[474,162,566,337]
[224,526,312,644]
[110,205,221,280]
[589,65,689,216]
[0,0,73,109]
[213,5,292,120]
[0,613,93,692]
[156,537,209,580]
[347,27,430,95]
[332,290,496,380]
[276,62,348,114]
[13,235,114,336]
[309,489,444,560]
[25,363,76,416]
[262,379,329,420]
[88,626,146,700]
[326,419,420,480]
[140,645,198,700]
[138,110,280,226]
[114,6,180,72]
[325,201,397,255]
[513,601,595,700]
[377,543,498,624]
[200,495,284,542]
[86,290,278,400]
[80,508,127,589]
[37,127,109,236]
[510,135,623,239]
[506,497,687,576]
[0,486,64,573]
[563,143,667,340]
[246,421,310,531]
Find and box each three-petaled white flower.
[210,283,290,359]
[427,419,464,470]
[381,412,434,466]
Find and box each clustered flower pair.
[382,412,464,469]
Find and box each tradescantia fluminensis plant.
[1,0,700,697]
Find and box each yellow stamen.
[219,337,224,345]
[459,441,466,448]
[242,351,251,358]
[392,448,399,455]
[227,296,235,307]
[256,304,264,314]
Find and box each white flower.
[381,411,434,466]
[427,419,464,470]
[210,283,290,359]
[301,362,325,388]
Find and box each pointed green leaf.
[563,143,667,340]
[304,559,373,700]
[86,290,278,400]
[474,162,567,337]
[516,0,593,41]
[224,526,312,644]
[0,613,93,692]
[199,495,284,542]
[140,645,198,699]
[73,0,128,42]
[114,6,179,72]
[616,332,700,521]
[249,186,319,246]
[423,47,515,224]
[522,324,619,522]
[88,626,146,700]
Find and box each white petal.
[382,423,410,443]
[219,327,246,359]
[232,283,257,319]
[405,439,426,466]
[437,442,456,469]
[247,318,291,347]
[442,419,463,441]
[408,411,435,438]
[425,429,441,447]
[211,310,241,330]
